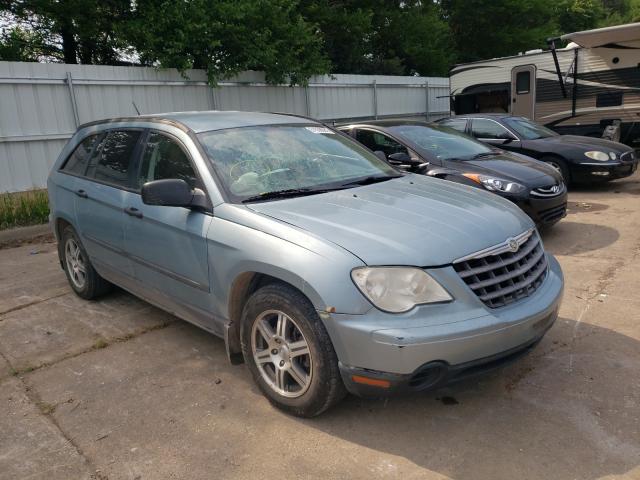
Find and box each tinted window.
[516,71,530,94]
[503,117,557,140]
[439,119,468,133]
[87,130,140,188]
[389,125,492,161]
[355,130,408,157]
[471,119,514,140]
[62,134,99,175]
[138,132,197,189]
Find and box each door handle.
[75,189,88,198]
[124,207,143,219]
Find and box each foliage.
[123,0,330,85]
[0,190,49,230]
[300,0,454,76]
[441,0,558,63]
[555,0,605,34]
[0,26,51,61]
[1,0,640,78]
[2,0,131,64]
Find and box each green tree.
[441,0,557,63]
[555,0,605,34]
[125,0,330,85]
[2,0,131,64]
[300,0,454,76]
[0,26,50,61]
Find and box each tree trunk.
[60,25,77,64]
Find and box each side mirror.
[388,151,422,166]
[142,179,207,209]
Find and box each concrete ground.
[1,176,639,480]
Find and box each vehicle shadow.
[540,221,619,256]
[297,318,639,480]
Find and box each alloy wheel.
[65,237,87,289]
[251,309,313,398]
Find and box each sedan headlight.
[584,151,611,161]
[462,173,526,194]
[351,267,452,313]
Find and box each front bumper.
[324,254,563,396]
[509,191,568,227]
[571,159,638,182]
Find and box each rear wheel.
[60,226,112,299]
[241,283,346,417]
[541,156,571,185]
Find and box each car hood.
[459,151,559,184]
[528,135,632,153]
[246,175,533,266]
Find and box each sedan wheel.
[251,309,312,398]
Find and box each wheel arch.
[53,215,75,269]
[224,270,325,364]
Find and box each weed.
[0,190,49,230]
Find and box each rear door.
[123,130,213,326]
[75,129,143,277]
[511,65,536,118]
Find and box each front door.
[511,65,536,119]
[123,130,214,330]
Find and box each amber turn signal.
[351,375,391,388]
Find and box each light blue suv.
[48,111,563,417]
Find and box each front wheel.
[241,283,346,417]
[541,156,571,186]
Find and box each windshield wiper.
[341,174,401,187]
[470,151,497,159]
[242,187,340,203]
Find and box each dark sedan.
[339,120,567,228]
[435,114,638,185]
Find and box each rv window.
[516,71,530,94]
[596,92,623,108]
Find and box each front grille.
[531,182,564,197]
[620,151,636,163]
[454,231,548,309]
[539,204,567,224]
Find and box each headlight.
[351,267,452,313]
[462,173,526,194]
[584,151,610,161]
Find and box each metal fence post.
[373,80,378,119]
[304,85,311,117]
[425,81,430,121]
[65,72,80,127]
[208,85,217,111]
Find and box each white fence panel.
[0,61,449,192]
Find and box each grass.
[0,189,49,230]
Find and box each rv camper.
[449,23,640,148]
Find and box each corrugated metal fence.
[0,61,449,192]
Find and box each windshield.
[389,124,493,160]
[197,125,399,202]
[503,117,558,140]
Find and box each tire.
[60,225,112,300]
[240,282,347,417]
[541,155,571,186]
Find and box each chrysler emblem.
[507,238,519,252]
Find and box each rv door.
[511,65,536,119]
